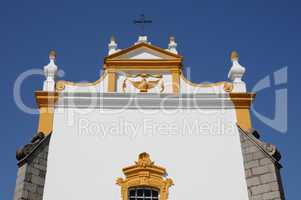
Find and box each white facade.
[42,36,250,200]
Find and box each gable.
[113,46,175,60]
[105,42,182,61]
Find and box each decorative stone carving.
[16,132,45,161]
[122,73,164,93]
[248,129,281,161]
[116,152,173,200]
[223,82,234,92]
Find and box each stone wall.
[240,128,285,200]
[13,134,50,200]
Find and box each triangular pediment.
[105,42,182,61]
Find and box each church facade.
[14,36,285,200]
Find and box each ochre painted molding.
[105,66,180,71]
[116,153,173,200]
[104,61,182,69]
[223,82,234,92]
[171,69,180,94]
[107,69,116,92]
[230,93,256,131]
[35,91,59,135]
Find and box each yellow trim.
[235,109,252,130]
[35,91,59,135]
[105,61,182,69]
[105,66,180,71]
[117,153,173,200]
[55,71,107,91]
[105,59,182,64]
[223,82,234,92]
[171,69,180,94]
[107,69,116,92]
[180,70,227,88]
[229,93,256,131]
[38,107,54,135]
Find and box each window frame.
[128,187,160,200]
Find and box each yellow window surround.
[116,153,173,200]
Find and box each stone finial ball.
[49,50,56,59]
[231,51,239,61]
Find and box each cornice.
[35,91,59,108]
[55,92,255,109]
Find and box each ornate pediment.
[104,43,182,93]
[105,42,182,61]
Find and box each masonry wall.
[13,136,50,200]
[240,129,285,200]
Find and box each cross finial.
[133,14,152,35]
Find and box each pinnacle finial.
[231,51,239,61]
[139,152,150,160]
[108,36,119,55]
[167,36,178,54]
[137,35,148,43]
[169,36,175,42]
[43,50,58,91]
[228,50,246,92]
[49,50,56,61]
[136,152,154,167]
[110,35,116,42]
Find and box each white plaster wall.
[43,106,249,200]
[60,76,107,93]
[180,77,227,94]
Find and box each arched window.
[128,187,159,200]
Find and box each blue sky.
[0,0,299,199]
